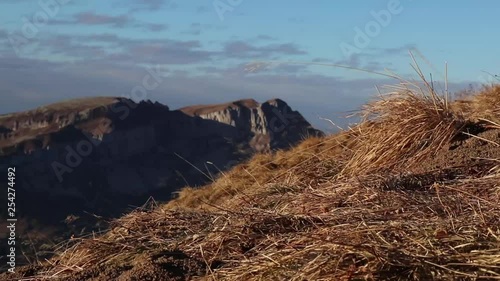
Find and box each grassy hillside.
[7,79,500,280]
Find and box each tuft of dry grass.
[342,86,468,175]
[341,62,472,176]
[452,85,500,127]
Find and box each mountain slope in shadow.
[0,97,323,266]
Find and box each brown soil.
[1,250,207,281]
[412,128,500,175]
[0,265,44,281]
[64,251,206,281]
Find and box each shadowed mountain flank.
[0,97,322,267]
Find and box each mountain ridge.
[0,96,323,267]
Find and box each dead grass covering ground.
[453,85,500,126]
[7,80,500,280]
[24,170,500,280]
[168,134,353,211]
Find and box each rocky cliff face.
[180,98,322,152]
[0,97,321,227]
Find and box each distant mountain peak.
[0,96,323,260]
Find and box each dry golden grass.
[168,134,353,211]
[34,169,500,280]
[452,85,500,126]
[17,77,500,280]
[341,64,473,176]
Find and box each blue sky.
[0,0,498,131]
